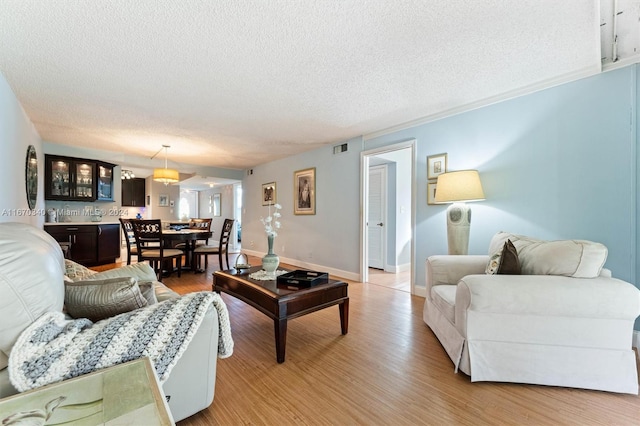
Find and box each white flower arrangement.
[261,203,282,237]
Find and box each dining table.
[162,228,212,273]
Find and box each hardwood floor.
[97,256,640,425]
[367,267,410,292]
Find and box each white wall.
[0,73,43,227]
[242,137,362,278]
[198,184,235,236]
[147,177,181,221]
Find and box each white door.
[368,165,386,269]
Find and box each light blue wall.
[368,65,637,287]
[244,65,639,309]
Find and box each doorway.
[233,183,242,251]
[360,140,415,293]
[179,189,198,220]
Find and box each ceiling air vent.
[333,143,348,154]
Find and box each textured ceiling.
[0,1,600,170]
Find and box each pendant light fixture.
[121,169,135,180]
[152,145,179,185]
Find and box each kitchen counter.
[44,223,121,266]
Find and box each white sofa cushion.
[0,223,65,370]
[488,232,607,278]
[431,285,456,324]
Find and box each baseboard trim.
[242,249,360,282]
[385,263,411,273]
[634,330,640,349]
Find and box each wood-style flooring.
[96,255,640,425]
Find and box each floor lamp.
[435,170,485,255]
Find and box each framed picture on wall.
[213,193,221,217]
[262,182,276,206]
[427,153,448,180]
[294,167,315,215]
[427,182,438,205]
[158,194,169,207]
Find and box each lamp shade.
[435,170,485,203]
[153,168,179,184]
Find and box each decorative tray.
[276,270,329,288]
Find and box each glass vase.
[262,233,280,279]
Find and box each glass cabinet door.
[97,164,113,200]
[75,162,94,199]
[50,159,71,197]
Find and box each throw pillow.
[488,232,608,278]
[86,264,160,305]
[138,281,159,305]
[64,277,148,322]
[64,259,98,281]
[486,239,521,275]
[485,252,501,274]
[497,239,520,274]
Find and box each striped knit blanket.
[9,291,233,392]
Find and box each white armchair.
[423,233,640,394]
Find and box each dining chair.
[131,219,184,280]
[193,218,234,271]
[119,218,138,265]
[174,218,212,250]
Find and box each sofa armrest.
[154,282,180,302]
[162,303,218,421]
[426,255,489,301]
[454,274,640,337]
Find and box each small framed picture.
[294,167,315,215]
[427,182,447,205]
[427,153,448,180]
[262,182,277,206]
[158,194,169,207]
[213,193,221,216]
[427,182,438,205]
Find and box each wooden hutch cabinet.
[121,177,146,207]
[45,155,115,202]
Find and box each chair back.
[219,218,235,253]
[119,218,137,264]
[190,218,212,244]
[189,218,212,231]
[119,218,135,245]
[131,219,164,255]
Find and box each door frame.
[360,139,416,293]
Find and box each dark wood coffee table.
[213,266,349,363]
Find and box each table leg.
[274,317,287,363]
[339,298,349,335]
[188,241,197,272]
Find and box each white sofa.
[423,232,640,394]
[0,222,220,421]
